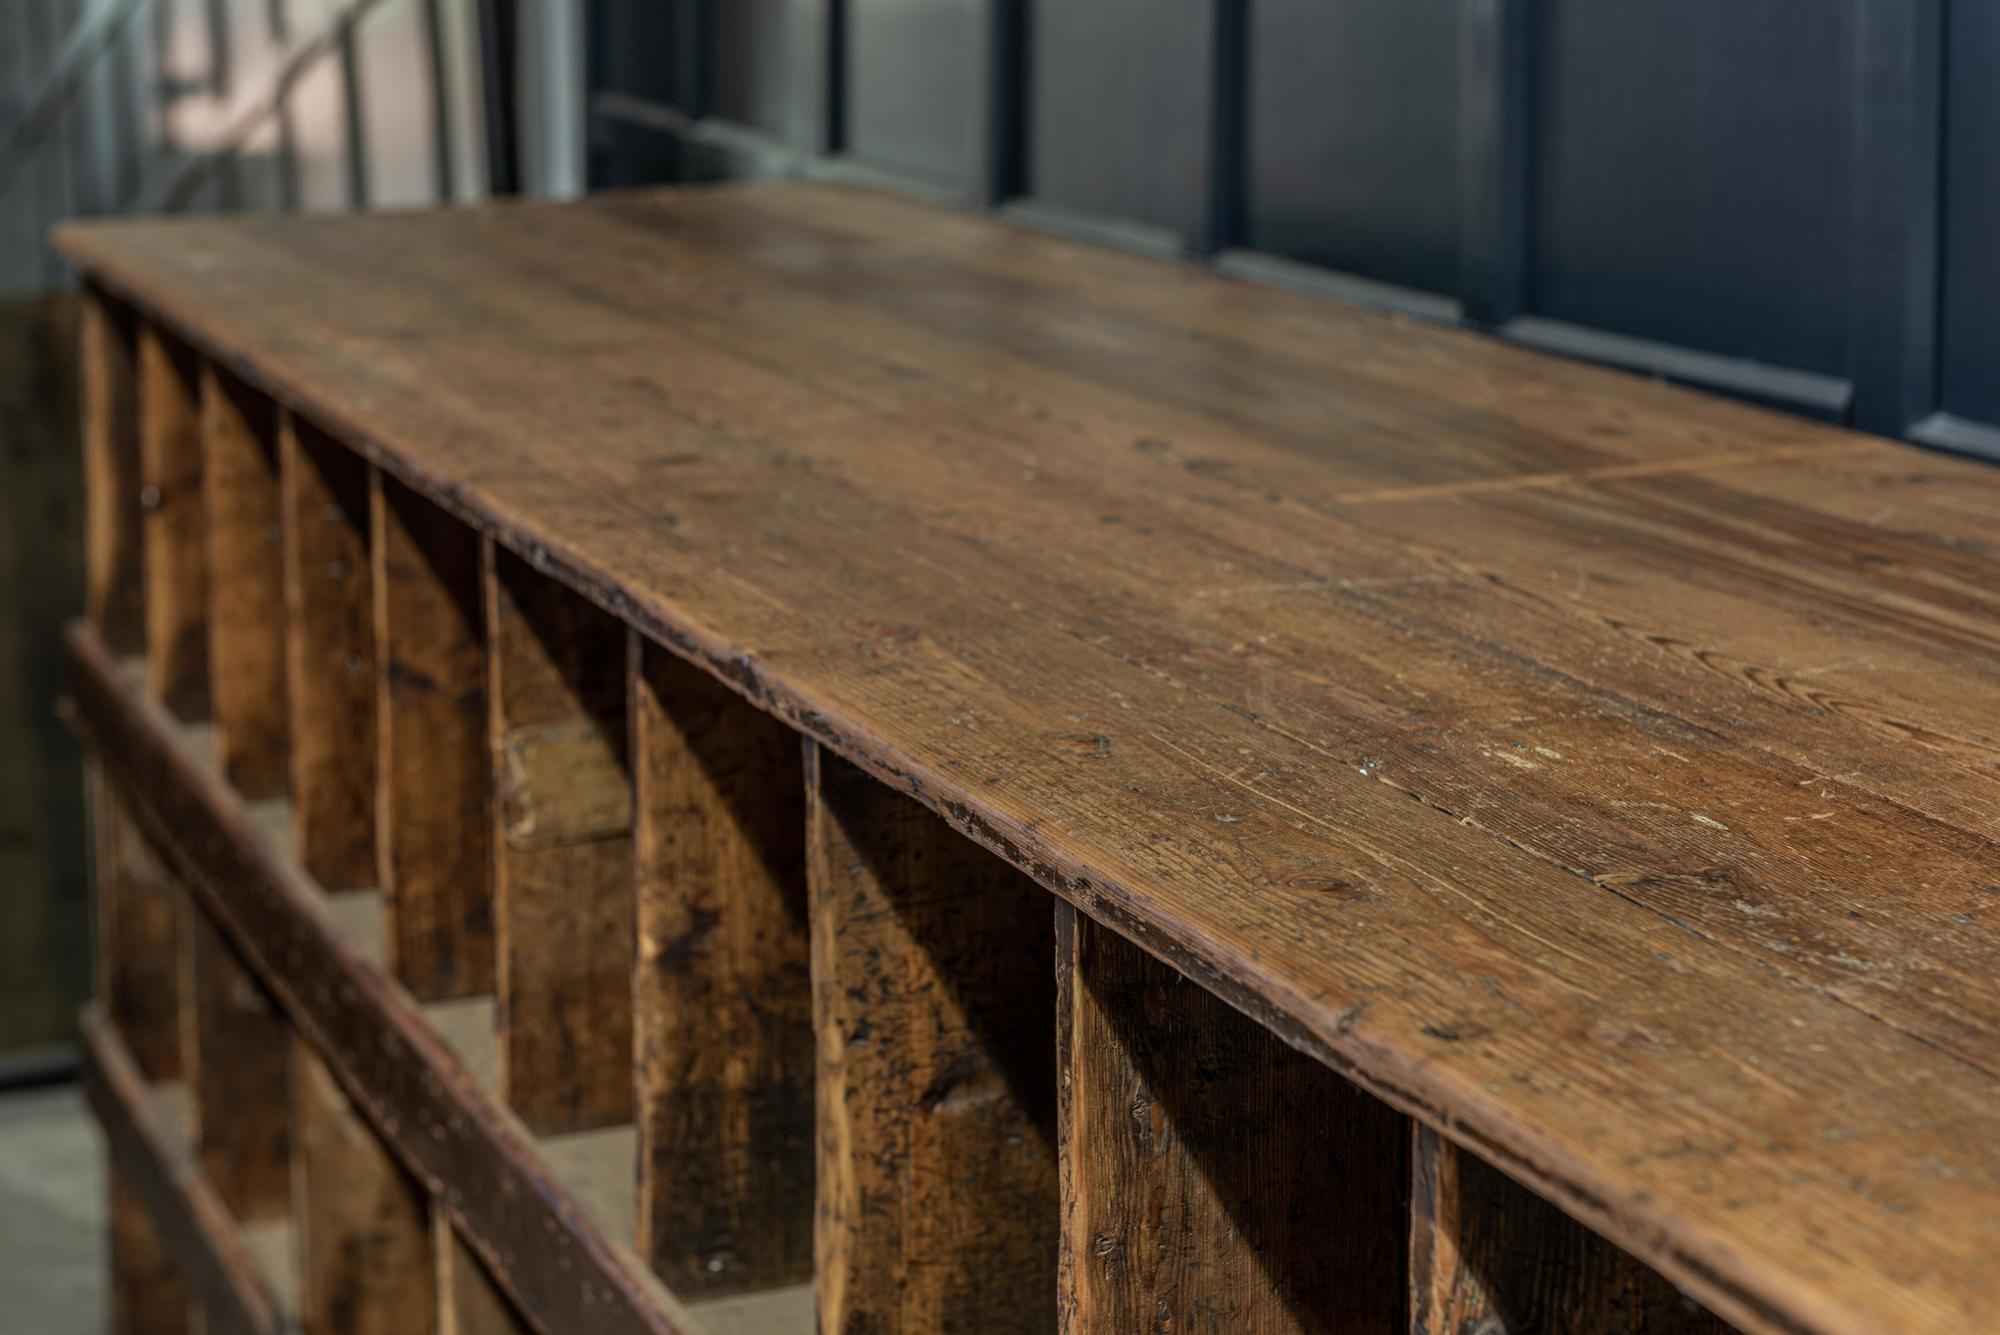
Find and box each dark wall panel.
[594,0,684,106]
[846,0,982,189]
[1527,0,1853,375]
[1939,1,2000,427]
[1024,0,1211,238]
[1242,0,1461,294]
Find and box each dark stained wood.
[109,1169,193,1335]
[485,543,634,1135]
[1411,1126,1732,1335]
[437,1214,531,1335]
[181,903,292,1222]
[66,621,684,1335]
[93,763,182,1081]
[1055,903,1405,1334]
[372,470,492,1001]
[280,414,377,892]
[202,363,289,799]
[807,743,1057,1334]
[80,285,145,654]
[137,323,209,721]
[293,1039,435,1335]
[83,1005,285,1335]
[631,634,812,1295]
[54,184,2000,1334]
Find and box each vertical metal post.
[1458,0,1531,327]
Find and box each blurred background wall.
[2,0,1995,1077]
[0,0,585,1080]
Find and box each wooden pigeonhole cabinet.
[53,182,2000,1335]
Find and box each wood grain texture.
[81,286,145,654]
[280,414,377,892]
[486,543,634,1135]
[632,636,812,1295]
[181,903,292,1222]
[93,763,182,1081]
[808,743,1057,1334]
[68,621,685,1335]
[437,1214,530,1335]
[373,470,492,1001]
[110,1170,193,1335]
[138,323,209,721]
[1411,1126,1731,1335]
[202,363,289,799]
[54,184,2000,1334]
[1056,904,1406,1334]
[294,1039,435,1335]
[84,1006,283,1335]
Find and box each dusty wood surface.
[809,743,1057,1333]
[92,764,182,1081]
[633,636,813,1296]
[202,362,289,799]
[181,903,292,1222]
[279,414,377,891]
[373,470,493,1001]
[54,183,2000,1335]
[294,1038,435,1334]
[486,544,635,1135]
[437,1213,531,1335]
[137,323,209,722]
[82,1005,284,1335]
[109,1168,192,1335]
[81,286,144,654]
[1056,903,1405,1334]
[1410,1126,1730,1335]
[64,623,691,1335]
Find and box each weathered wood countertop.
[57,183,2000,1335]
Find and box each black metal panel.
[594,0,685,107]
[714,0,826,144]
[1241,0,1461,295]
[1527,0,1854,377]
[1939,0,2000,428]
[1022,0,1211,240]
[845,0,981,189]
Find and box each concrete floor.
[0,1083,106,1334]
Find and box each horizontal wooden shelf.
[81,1005,292,1335]
[66,625,810,1335]
[56,181,2000,1335]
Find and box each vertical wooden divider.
[280,416,377,892]
[293,1039,435,1334]
[180,904,292,1223]
[1055,903,1407,1334]
[1409,1127,1730,1334]
[81,286,145,654]
[632,635,813,1295]
[203,364,290,798]
[435,1211,530,1335]
[110,1172,193,1335]
[373,473,493,1000]
[485,544,634,1134]
[806,743,1058,1333]
[138,323,210,720]
[93,768,182,1081]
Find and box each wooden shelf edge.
[63,619,700,1335]
[80,1004,286,1335]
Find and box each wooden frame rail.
[61,184,2000,1335]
